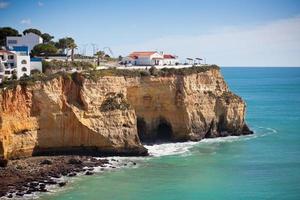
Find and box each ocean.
[41,67,300,200]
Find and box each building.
[163,54,179,65]
[0,46,42,83]
[6,32,43,53]
[123,51,164,66]
[0,50,16,82]
[122,51,179,66]
[0,49,30,81]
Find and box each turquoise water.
[42,67,300,200]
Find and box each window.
[10,63,15,67]
[8,55,14,60]
[22,67,27,72]
[0,55,4,60]
[4,71,10,74]
[4,63,8,67]
[21,60,27,64]
[7,40,17,44]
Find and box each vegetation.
[56,37,76,53]
[23,28,54,44]
[94,50,105,66]
[100,93,130,112]
[83,65,219,81]
[82,68,148,82]
[0,27,20,46]
[23,28,42,36]
[0,71,66,89]
[42,60,94,73]
[0,65,220,89]
[31,43,58,56]
[41,33,54,43]
[219,91,242,104]
[149,66,159,76]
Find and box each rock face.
[0,67,252,163]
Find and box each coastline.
[0,155,136,199]
[0,133,258,199]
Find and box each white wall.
[7,33,43,52]
[15,55,30,78]
[163,58,179,65]
[30,61,42,72]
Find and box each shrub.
[100,92,130,112]
[42,60,95,74]
[149,66,158,76]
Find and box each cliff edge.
[0,66,252,165]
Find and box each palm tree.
[95,50,105,66]
[68,43,77,62]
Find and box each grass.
[0,65,220,89]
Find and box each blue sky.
[1,0,300,66]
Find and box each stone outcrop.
[0,67,252,163]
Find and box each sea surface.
[41,67,300,200]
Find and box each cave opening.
[155,118,173,143]
[137,117,173,144]
[137,117,147,142]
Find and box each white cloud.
[38,1,44,7]
[20,19,32,25]
[113,16,300,66]
[0,1,9,9]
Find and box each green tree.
[56,37,75,54]
[68,42,77,62]
[118,55,123,61]
[0,27,19,46]
[41,33,54,43]
[23,28,42,36]
[94,51,105,66]
[31,43,58,56]
[11,70,18,80]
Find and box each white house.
[163,54,179,65]
[123,51,164,66]
[6,33,43,53]
[0,49,30,81]
[123,51,179,66]
[0,46,42,83]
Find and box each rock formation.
[0,66,252,164]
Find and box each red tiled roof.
[129,51,157,58]
[129,55,138,59]
[163,54,176,59]
[0,50,15,55]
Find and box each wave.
[145,127,277,157]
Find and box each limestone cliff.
[0,67,252,163]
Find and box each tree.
[23,28,42,36]
[68,42,77,62]
[56,37,75,54]
[0,27,19,46]
[118,55,123,61]
[94,51,105,66]
[11,70,18,80]
[41,33,54,43]
[31,43,58,56]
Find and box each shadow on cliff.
[137,117,174,145]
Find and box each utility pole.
[81,44,88,56]
[91,43,97,56]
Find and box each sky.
[0,0,300,66]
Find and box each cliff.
[0,66,252,164]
